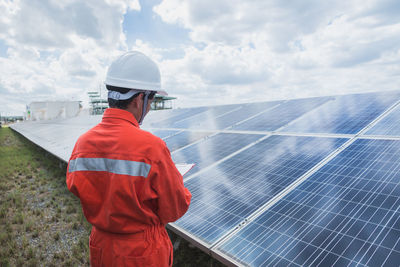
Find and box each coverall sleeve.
[151,146,192,225]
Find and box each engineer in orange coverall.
[66,51,192,267]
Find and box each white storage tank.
[27,101,81,121]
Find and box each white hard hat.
[105,51,168,96]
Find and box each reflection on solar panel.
[232,97,330,132]
[147,129,180,139]
[178,101,282,130]
[144,106,208,128]
[163,131,213,152]
[170,104,240,129]
[10,90,400,267]
[216,138,400,266]
[173,136,347,245]
[281,92,400,134]
[172,133,263,176]
[11,115,101,161]
[366,105,400,136]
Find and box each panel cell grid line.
[281,91,400,135]
[366,104,400,136]
[163,131,213,152]
[232,97,330,132]
[216,138,400,267]
[171,133,264,176]
[173,135,347,246]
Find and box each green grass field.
[0,127,225,266]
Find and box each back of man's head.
[106,85,140,109]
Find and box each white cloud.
[0,0,141,115]
[105,0,141,12]
[1,0,400,115]
[152,0,189,27]
[152,0,400,107]
[154,0,347,48]
[185,45,268,85]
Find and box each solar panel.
[163,131,213,152]
[11,116,101,161]
[232,97,330,132]
[10,90,400,267]
[184,101,282,130]
[173,135,348,246]
[172,133,264,177]
[146,129,180,139]
[281,91,400,134]
[169,104,240,129]
[216,138,400,266]
[144,106,208,128]
[141,108,177,124]
[366,104,400,136]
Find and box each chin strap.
[138,92,150,125]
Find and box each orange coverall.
[66,108,192,267]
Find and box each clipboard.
[175,163,195,176]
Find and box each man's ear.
[127,93,142,110]
[138,92,146,102]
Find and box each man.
[66,51,192,266]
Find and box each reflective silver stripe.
[68,158,151,177]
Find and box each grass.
[0,127,225,266]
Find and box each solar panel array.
[11,91,400,266]
[216,139,400,266]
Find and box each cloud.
[4,0,135,50]
[155,0,400,65]
[60,50,97,77]
[1,0,400,116]
[1,0,141,51]
[153,0,400,104]
[185,45,268,85]
[0,0,141,115]
[154,0,347,50]
[355,0,400,26]
[293,12,400,68]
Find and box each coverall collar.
[102,108,140,128]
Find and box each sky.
[0,0,400,116]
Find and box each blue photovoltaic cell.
[172,133,263,176]
[163,131,212,152]
[218,138,400,267]
[174,135,347,246]
[232,97,330,132]
[190,101,282,130]
[366,104,400,136]
[281,91,400,134]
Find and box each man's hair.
[106,85,140,109]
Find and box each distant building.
[151,95,176,110]
[27,101,81,121]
